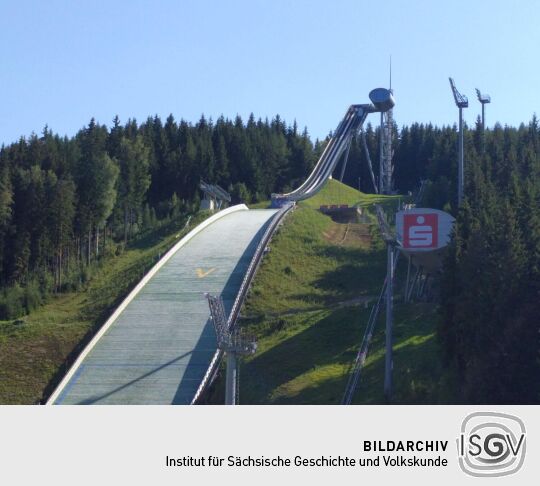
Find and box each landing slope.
[50,207,277,404]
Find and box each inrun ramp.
[50,207,277,404]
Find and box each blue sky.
[1,0,539,145]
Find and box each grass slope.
[300,179,401,210]
[352,302,457,404]
[212,180,453,404]
[0,213,206,404]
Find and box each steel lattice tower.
[380,103,394,194]
[379,60,394,195]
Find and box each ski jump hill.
[48,92,394,404]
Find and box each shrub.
[0,285,26,320]
[24,281,43,314]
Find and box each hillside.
[0,213,204,404]
[208,180,453,404]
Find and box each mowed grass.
[249,178,405,211]
[351,302,458,404]
[239,306,372,404]
[209,180,451,404]
[244,211,380,318]
[238,301,454,405]
[244,182,390,318]
[300,179,403,210]
[0,213,206,404]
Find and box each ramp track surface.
[49,207,277,404]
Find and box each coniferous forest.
[1,113,539,403]
[368,118,539,404]
[339,116,540,403]
[0,114,316,318]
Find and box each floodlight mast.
[449,78,468,206]
[475,88,491,132]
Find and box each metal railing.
[341,275,387,405]
[227,202,294,331]
[191,202,295,404]
[341,239,400,405]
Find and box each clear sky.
[1,0,539,146]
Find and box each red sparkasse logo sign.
[403,213,438,249]
[396,208,454,253]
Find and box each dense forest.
[0,114,316,318]
[437,119,540,404]
[1,111,539,403]
[336,117,540,403]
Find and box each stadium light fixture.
[449,78,468,206]
[475,88,491,132]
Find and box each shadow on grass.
[287,245,387,307]
[240,306,371,404]
[237,301,455,405]
[353,302,458,405]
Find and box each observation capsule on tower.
[369,88,395,112]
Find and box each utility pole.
[375,205,396,402]
[384,240,394,401]
[449,78,468,206]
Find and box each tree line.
[339,116,540,403]
[2,110,539,405]
[437,117,540,403]
[339,120,459,209]
[0,114,316,318]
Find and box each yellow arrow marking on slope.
[196,268,216,278]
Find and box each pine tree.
[117,136,151,242]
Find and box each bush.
[231,182,252,204]
[24,281,43,314]
[0,285,26,320]
[80,266,93,284]
[0,280,47,319]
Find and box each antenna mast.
[389,55,392,90]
